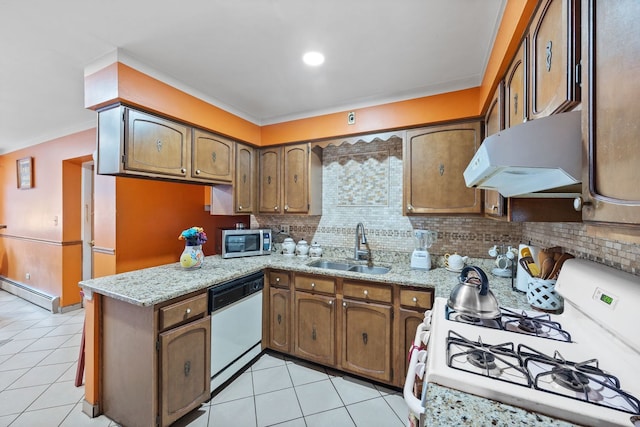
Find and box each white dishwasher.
[208,271,263,392]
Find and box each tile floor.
[0,289,408,426]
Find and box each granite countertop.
[78,253,527,308]
[80,253,574,426]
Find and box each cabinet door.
[505,38,528,128]
[294,292,335,366]
[398,309,424,387]
[159,316,211,427]
[581,0,640,227]
[341,299,392,383]
[125,109,189,177]
[529,0,580,120]
[192,129,234,182]
[269,288,290,353]
[259,147,281,213]
[404,121,482,214]
[283,144,309,213]
[484,83,506,218]
[235,143,255,213]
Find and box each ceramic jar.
[282,238,296,256]
[180,245,204,269]
[309,242,323,258]
[295,239,309,257]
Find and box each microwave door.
[243,234,260,252]
[225,236,245,253]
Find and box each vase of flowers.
[178,226,207,269]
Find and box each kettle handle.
[460,266,490,296]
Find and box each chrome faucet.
[354,223,369,261]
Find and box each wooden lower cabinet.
[159,316,211,426]
[293,291,336,366]
[341,299,392,383]
[101,292,210,427]
[399,309,425,381]
[269,287,291,353]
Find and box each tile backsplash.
[252,137,640,276]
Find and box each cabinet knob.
[181,168,186,174]
[491,205,498,211]
[407,204,414,211]
[573,196,593,212]
[238,205,243,211]
[311,282,315,288]
[274,206,279,211]
[328,300,333,306]
[284,205,289,211]
[195,169,201,175]
[342,301,347,308]
[185,308,191,315]
[412,297,418,303]
[275,277,280,283]
[363,290,368,296]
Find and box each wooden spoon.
[548,253,574,280]
[538,250,553,278]
[540,257,555,279]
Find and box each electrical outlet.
[347,111,356,125]
[25,273,30,280]
[281,225,290,234]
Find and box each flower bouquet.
[178,226,207,269]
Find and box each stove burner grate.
[500,307,572,342]
[466,349,497,370]
[551,367,591,392]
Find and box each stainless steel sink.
[347,265,391,275]
[307,259,390,275]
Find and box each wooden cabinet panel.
[341,299,392,383]
[343,281,392,304]
[268,270,290,288]
[235,143,255,213]
[404,121,482,214]
[192,129,233,182]
[159,316,211,426]
[581,0,640,227]
[484,83,506,218]
[294,292,336,366]
[399,288,433,311]
[529,0,580,120]
[294,274,336,294]
[258,147,281,213]
[269,288,291,353]
[283,145,308,213]
[505,38,528,128]
[399,309,424,384]
[125,108,189,177]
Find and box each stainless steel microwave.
[216,228,272,259]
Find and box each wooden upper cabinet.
[529,0,580,120]
[505,38,528,128]
[484,83,506,219]
[258,147,282,213]
[581,0,640,228]
[235,143,255,213]
[124,108,190,177]
[283,144,309,213]
[192,129,234,183]
[404,121,483,215]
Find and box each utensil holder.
[527,278,563,311]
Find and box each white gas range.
[404,259,640,427]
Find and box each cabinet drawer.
[343,281,392,304]
[399,288,433,310]
[294,274,335,294]
[269,271,290,288]
[160,293,208,330]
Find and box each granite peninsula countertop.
[79,253,576,426]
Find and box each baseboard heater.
[0,276,60,313]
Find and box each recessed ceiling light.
[303,51,325,66]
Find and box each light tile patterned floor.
[0,290,407,426]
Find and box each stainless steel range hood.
[463,111,582,198]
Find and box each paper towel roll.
[517,244,540,292]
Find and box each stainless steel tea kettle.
[447,266,501,319]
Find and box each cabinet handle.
[546,40,553,72]
[491,205,498,211]
[267,175,271,185]
[156,140,163,152]
[211,152,217,162]
[412,297,418,303]
[439,164,445,176]
[294,174,298,183]
[184,360,191,377]
[362,332,368,345]
[277,314,282,324]
[312,327,316,341]
[514,93,518,115]
[363,290,368,297]
[195,169,201,175]
[242,174,247,183]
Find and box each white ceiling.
[0,0,505,155]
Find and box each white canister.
[309,242,323,258]
[295,239,309,257]
[282,238,296,256]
